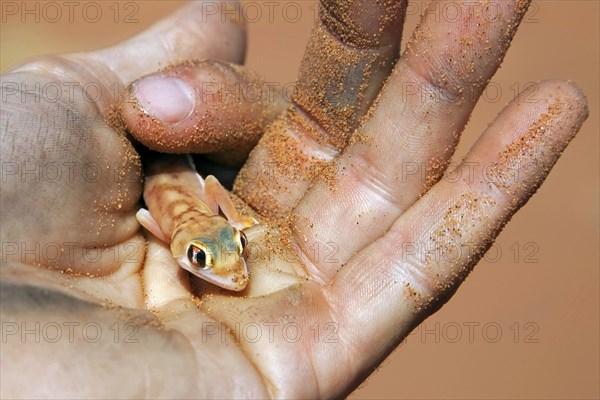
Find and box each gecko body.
[136,155,256,291]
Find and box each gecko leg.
[200,175,257,231]
[136,208,169,243]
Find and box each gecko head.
[176,227,249,291]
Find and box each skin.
[0,1,588,399]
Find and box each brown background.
[1,1,598,398]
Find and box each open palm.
[1,1,588,398]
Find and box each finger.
[143,237,194,310]
[7,1,246,114]
[142,237,268,398]
[234,0,407,219]
[0,1,248,275]
[292,0,533,277]
[328,81,588,368]
[120,60,283,162]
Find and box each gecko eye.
[239,231,247,251]
[187,244,208,269]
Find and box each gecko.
[136,154,257,291]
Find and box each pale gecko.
[136,154,257,291]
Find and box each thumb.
[7,1,247,113]
[119,60,284,163]
[87,1,246,84]
[88,1,247,85]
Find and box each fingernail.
[133,76,195,123]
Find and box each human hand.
[1,1,588,399]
